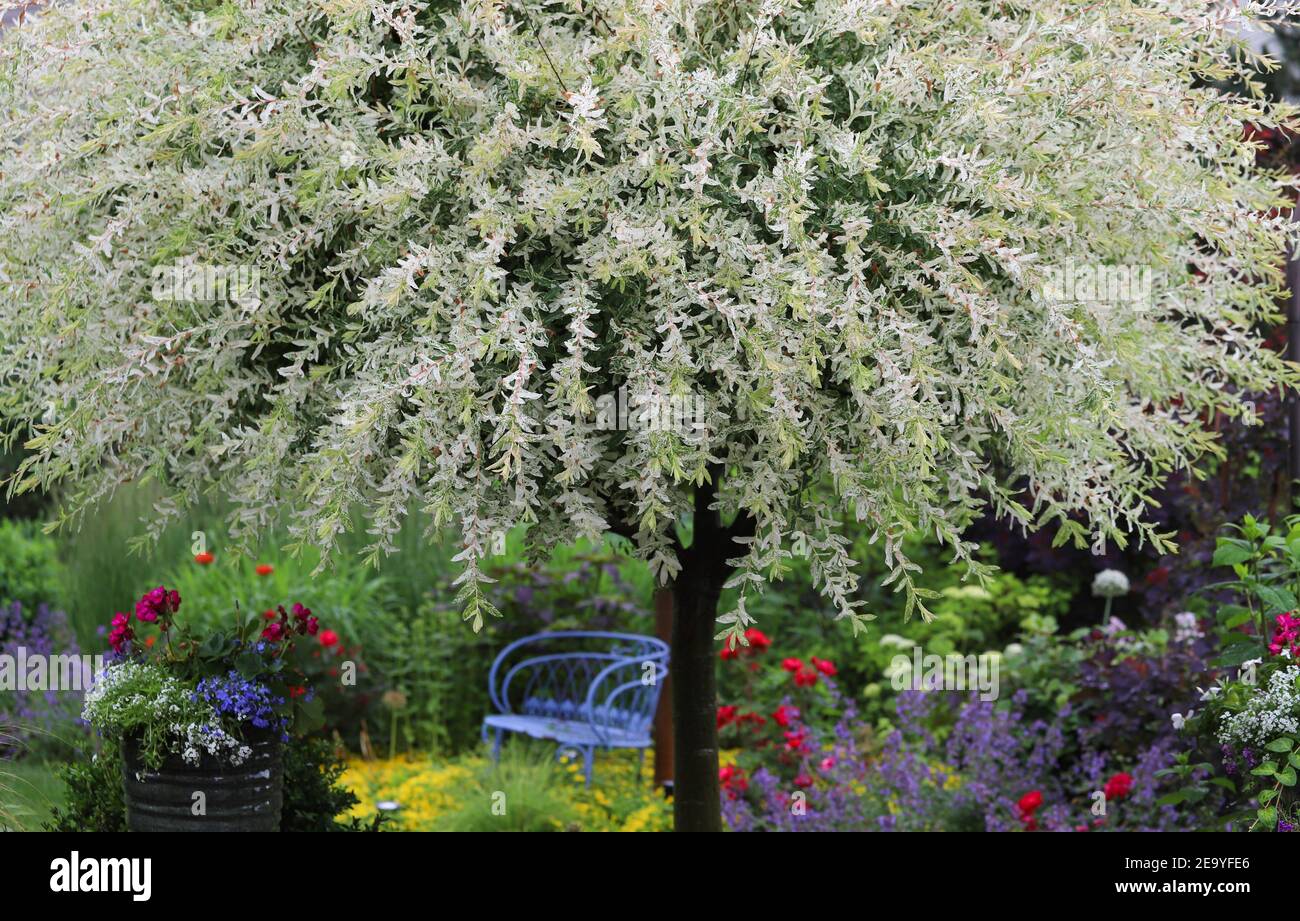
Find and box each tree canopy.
[2,0,1298,642]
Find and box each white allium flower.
[1092,569,1130,599]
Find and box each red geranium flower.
[193,551,214,565]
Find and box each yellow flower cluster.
[340,749,672,832]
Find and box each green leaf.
[1255,584,1298,614]
[1265,738,1294,753]
[1212,540,1254,567]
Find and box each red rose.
[719,643,739,661]
[793,667,819,688]
[781,657,804,673]
[716,705,739,728]
[1017,790,1043,816]
[811,656,837,677]
[743,628,771,652]
[772,704,798,728]
[1103,772,1133,801]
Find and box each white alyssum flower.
[1217,666,1300,748]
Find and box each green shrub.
[0,518,63,613]
[432,743,579,832]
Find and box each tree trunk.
[652,587,675,791]
[670,558,725,831]
[667,466,740,832]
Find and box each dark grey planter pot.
[122,730,283,832]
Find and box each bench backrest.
[488,631,670,742]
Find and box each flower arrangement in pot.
[83,585,329,832]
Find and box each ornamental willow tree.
[2,0,1299,831]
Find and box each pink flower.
[820,756,836,772]
[261,622,285,641]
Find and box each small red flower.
[793,773,813,789]
[262,609,277,620]
[319,629,340,648]
[772,704,798,728]
[793,667,819,688]
[193,551,214,565]
[743,628,771,652]
[719,643,740,661]
[261,622,285,641]
[1103,772,1133,801]
[1017,790,1043,817]
[716,705,739,728]
[255,563,274,576]
[781,657,804,673]
[811,656,837,677]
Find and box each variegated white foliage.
[2,0,1299,642]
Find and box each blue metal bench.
[482,631,670,785]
